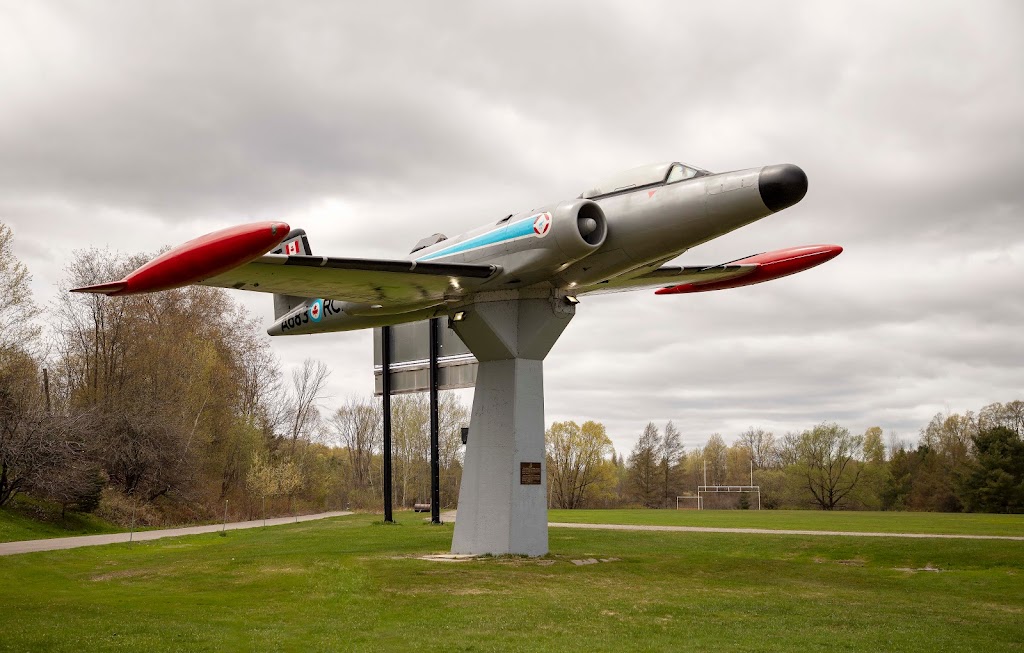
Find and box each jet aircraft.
[73,161,841,330]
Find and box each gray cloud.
[2,0,1021,455]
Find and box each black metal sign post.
[382,325,394,523]
[428,318,441,525]
[373,319,477,523]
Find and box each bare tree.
[391,394,429,507]
[53,248,146,407]
[0,354,45,506]
[331,395,382,490]
[0,223,40,354]
[737,427,777,469]
[98,403,195,501]
[0,223,50,507]
[921,411,976,465]
[702,434,728,485]
[227,307,283,432]
[978,401,1024,438]
[660,421,684,508]
[776,432,802,468]
[886,430,909,460]
[286,359,331,449]
[0,357,100,510]
[32,411,106,517]
[627,423,661,507]
[437,392,468,506]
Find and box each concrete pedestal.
[450,294,574,556]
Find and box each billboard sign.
[373,320,478,395]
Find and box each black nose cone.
[758,164,808,212]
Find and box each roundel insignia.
[533,212,552,238]
[309,299,323,322]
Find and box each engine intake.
[494,199,608,287]
[551,198,608,261]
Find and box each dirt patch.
[258,566,305,574]
[894,565,943,573]
[90,569,149,582]
[572,557,620,566]
[382,585,504,597]
[980,602,1024,614]
[417,554,478,563]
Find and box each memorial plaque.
[520,462,542,485]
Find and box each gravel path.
[442,511,1021,541]
[548,522,1024,541]
[6,512,1019,558]
[0,511,352,556]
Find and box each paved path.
[548,522,1024,541]
[6,512,1019,557]
[443,512,1021,541]
[0,511,352,556]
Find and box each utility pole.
[381,325,394,523]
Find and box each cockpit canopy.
[581,162,709,199]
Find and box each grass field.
[548,509,1024,537]
[0,497,122,543]
[1,513,1022,652]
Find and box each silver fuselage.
[270,165,778,335]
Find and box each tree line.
[545,403,1024,512]
[3,222,1021,523]
[0,223,466,525]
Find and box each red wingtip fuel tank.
[655,244,843,295]
[71,221,290,296]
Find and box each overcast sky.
[2,1,1021,455]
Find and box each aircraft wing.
[201,254,499,304]
[582,245,843,296]
[579,264,754,295]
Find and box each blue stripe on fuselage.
[417,215,538,261]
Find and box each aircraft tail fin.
[271,228,313,319]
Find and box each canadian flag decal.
[285,240,300,255]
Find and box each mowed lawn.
[549,508,1024,537]
[0,501,122,543]
[0,514,1022,652]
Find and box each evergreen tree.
[627,423,661,507]
[960,426,1024,513]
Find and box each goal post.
[675,495,702,510]
[696,485,761,510]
